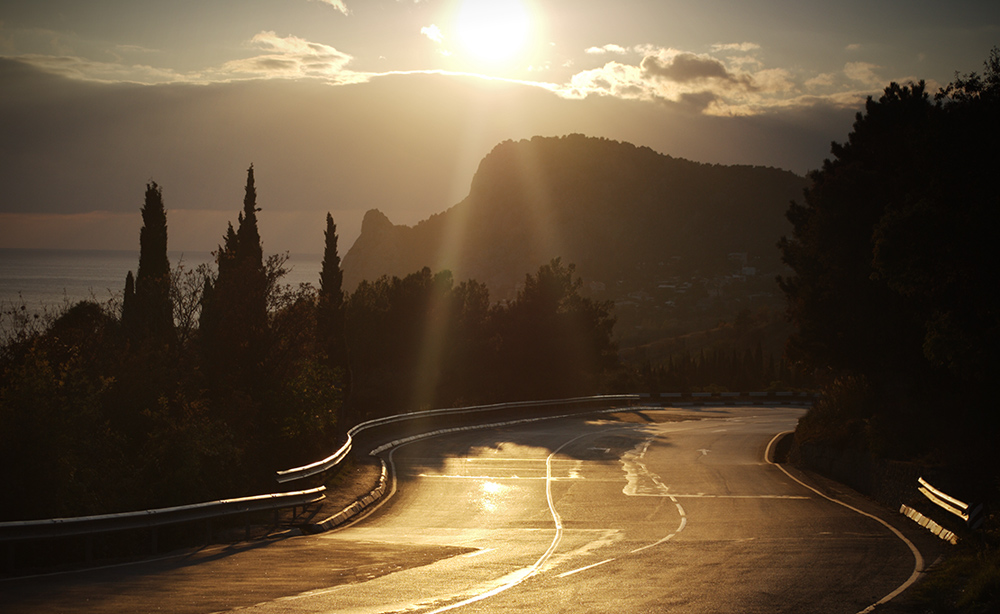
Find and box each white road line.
[621,435,690,554]
[633,493,810,499]
[630,512,687,555]
[764,431,925,614]
[410,477,625,483]
[404,457,552,462]
[558,558,616,578]
[422,428,618,614]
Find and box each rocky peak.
[360,208,394,234]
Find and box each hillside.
[342,134,807,300]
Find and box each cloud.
[641,51,756,90]
[113,44,158,54]
[562,61,648,100]
[805,72,836,88]
[308,0,350,16]
[11,53,187,84]
[844,61,881,85]
[556,47,879,117]
[585,44,627,55]
[753,68,795,93]
[8,32,363,85]
[220,31,360,82]
[711,42,761,53]
[421,24,444,43]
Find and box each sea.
[0,248,323,324]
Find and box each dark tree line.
[0,167,620,520]
[0,167,344,519]
[778,49,1000,473]
[345,258,618,417]
[639,344,813,394]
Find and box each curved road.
[2,406,929,614]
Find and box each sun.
[455,0,531,64]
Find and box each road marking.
[464,548,496,558]
[619,435,690,554]
[413,474,578,480]
[558,558,616,578]
[422,428,618,614]
[764,431,925,614]
[406,457,550,462]
[641,493,809,500]
[411,474,808,498]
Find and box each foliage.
[635,343,812,395]
[1,168,620,520]
[201,166,270,396]
[0,304,121,519]
[170,260,212,346]
[134,181,174,341]
[910,513,1000,613]
[778,50,1000,471]
[0,172,344,519]
[494,258,618,400]
[345,267,461,415]
[344,258,620,417]
[317,212,348,373]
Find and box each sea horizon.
[0,247,323,322]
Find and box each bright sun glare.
[455,0,531,64]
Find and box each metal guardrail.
[918,477,984,529]
[0,486,326,544]
[275,394,642,483]
[276,392,818,483]
[1,391,816,564]
[899,477,985,545]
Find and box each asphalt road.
[1,406,935,614]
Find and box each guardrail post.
[151,527,158,555]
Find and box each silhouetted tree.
[134,181,173,341]
[778,49,1000,467]
[121,270,137,332]
[317,213,347,369]
[495,258,618,400]
[200,166,268,394]
[438,279,495,404]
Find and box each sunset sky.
[1,0,997,254]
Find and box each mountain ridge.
[342,134,807,299]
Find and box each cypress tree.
[317,212,347,368]
[133,181,173,341]
[122,270,137,333]
[236,167,264,276]
[199,166,268,394]
[235,165,267,339]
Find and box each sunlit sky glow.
[1,0,997,253]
